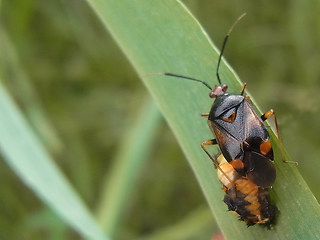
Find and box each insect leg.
[201,139,233,182]
[261,109,298,165]
[240,83,247,95]
[201,139,219,165]
[201,113,209,117]
[261,109,280,140]
[244,96,252,103]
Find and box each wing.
[243,100,270,142]
[210,121,243,162]
[243,150,276,188]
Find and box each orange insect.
[217,154,276,227]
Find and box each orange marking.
[264,109,274,118]
[260,140,272,156]
[230,159,244,169]
[235,178,261,219]
[222,111,236,123]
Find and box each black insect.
[163,13,294,188]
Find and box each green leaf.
[85,0,320,239]
[0,82,108,240]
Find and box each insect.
[162,13,293,188]
[216,153,276,227]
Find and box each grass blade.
[0,81,108,240]
[0,27,62,153]
[85,0,320,239]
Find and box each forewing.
[243,100,269,142]
[244,150,276,188]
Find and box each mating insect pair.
[161,13,295,227]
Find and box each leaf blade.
[0,82,108,240]
[85,0,320,239]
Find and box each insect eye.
[221,109,236,123]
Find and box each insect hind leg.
[261,109,298,165]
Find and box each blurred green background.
[0,0,320,239]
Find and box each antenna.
[216,13,247,84]
[163,73,212,90]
